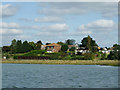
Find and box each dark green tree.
[36,40,43,45]
[81,35,98,52]
[36,40,43,50]
[2,46,10,53]
[57,41,64,45]
[10,39,17,54]
[23,41,33,52]
[107,44,120,60]
[61,44,68,52]
[69,47,75,51]
[16,40,23,53]
[29,41,36,50]
[46,43,51,45]
[65,39,75,45]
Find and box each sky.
[0,2,118,47]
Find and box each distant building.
[75,47,89,55]
[41,43,61,53]
[3,56,6,60]
[98,47,113,54]
[67,45,75,51]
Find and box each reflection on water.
[2,64,119,88]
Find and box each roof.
[68,45,75,48]
[47,43,61,46]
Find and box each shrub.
[45,53,61,60]
[62,55,72,60]
[71,56,84,60]
[6,55,10,59]
[101,53,107,60]
[13,56,18,59]
[23,50,46,56]
[83,53,95,60]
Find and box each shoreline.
[1,60,119,66]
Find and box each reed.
[1,59,119,66]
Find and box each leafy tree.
[36,40,43,45]
[101,53,107,60]
[61,44,68,52]
[46,43,51,45]
[83,53,95,60]
[107,44,120,60]
[16,40,23,53]
[65,39,75,45]
[69,47,75,51]
[57,41,64,45]
[29,41,36,50]
[113,44,120,50]
[23,41,33,52]
[10,39,17,54]
[81,35,98,52]
[2,46,10,53]
[36,40,43,50]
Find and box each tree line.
[2,35,98,53]
[2,35,120,60]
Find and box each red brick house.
[41,43,61,53]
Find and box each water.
[2,64,119,88]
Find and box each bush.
[107,51,120,60]
[62,55,72,60]
[71,56,84,60]
[101,53,107,60]
[23,50,46,56]
[83,53,95,60]
[6,55,10,59]
[13,56,18,59]
[45,53,61,60]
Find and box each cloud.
[71,31,92,36]
[71,19,117,36]
[34,16,64,23]
[0,29,23,35]
[0,4,19,17]
[30,23,69,32]
[78,19,116,31]
[0,22,20,29]
[38,2,117,18]
[0,22,23,36]
[41,24,68,31]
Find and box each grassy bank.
[1,59,120,66]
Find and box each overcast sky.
[0,2,118,47]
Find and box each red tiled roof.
[47,43,61,46]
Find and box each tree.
[57,41,64,45]
[2,46,10,53]
[107,44,120,60]
[29,41,36,50]
[69,47,75,51]
[61,44,68,52]
[81,35,98,52]
[36,40,43,45]
[46,43,51,45]
[113,44,120,50]
[23,41,33,52]
[16,40,23,53]
[65,39,75,45]
[10,39,17,54]
[36,40,43,50]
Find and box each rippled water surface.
[2,64,119,88]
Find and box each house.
[75,47,89,55]
[67,45,75,51]
[99,47,111,54]
[41,43,61,53]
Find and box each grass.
[1,59,120,66]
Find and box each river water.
[2,64,119,88]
